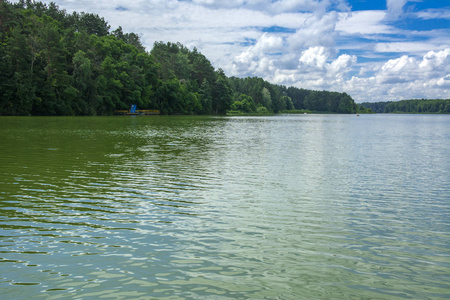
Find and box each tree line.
[1,0,361,116]
[360,99,450,114]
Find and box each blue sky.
[16,0,450,102]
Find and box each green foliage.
[0,0,158,115]
[261,87,272,111]
[357,104,373,114]
[212,69,232,114]
[112,26,145,52]
[199,79,212,114]
[256,104,270,114]
[360,99,450,114]
[228,76,358,114]
[230,94,256,113]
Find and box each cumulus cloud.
[376,55,419,83]
[232,33,284,74]
[436,75,450,88]
[269,48,450,102]
[299,49,356,82]
[298,46,330,70]
[260,46,357,90]
[328,54,357,76]
[343,49,450,101]
[419,49,450,73]
[231,9,343,76]
[377,49,450,83]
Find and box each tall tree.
[212,69,232,114]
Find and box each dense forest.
[1,0,364,115]
[360,99,450,114]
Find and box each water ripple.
[0,115,449,299]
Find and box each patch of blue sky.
[404,0,448,11]
[370,32,420,41]
[347,69,364,78]
[347,0,386,11]
[336,37,388,53]
[348,0,447,12]
[392,18,450,31]
[336,36,373,45]
[260,26,296,34]
[115,6,128,11]
[240,38,257,47]
[266,52,283,56]
[355,52,401,63]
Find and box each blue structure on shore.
[114,105,160,115]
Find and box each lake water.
[0,114,449,299]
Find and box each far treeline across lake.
[360,99,450,114]
[0,1,448,116]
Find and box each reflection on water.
[0,115,449,299]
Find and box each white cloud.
[9,0,450,102]
[299,46,330,70]
[416,8,450,20]
[270,0,321,14]
[262,46,357,90]
[328,54,357,76]
[419,49,450,73]
[436,75,450,88]
[374,42,449,54]
[288,12,339,50]
[336,11,392,35]
[424,75,450,89]
[377,55,418,83]
[386,0,408,20]
[232,33,284,74]
[268,48,450,102]
[189,0,350,15]
[342,49,450,101]
[375,48,450,83]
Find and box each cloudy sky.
[21,0,450,102]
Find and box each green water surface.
[0,115,449,299]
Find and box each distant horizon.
[358,98,450,104]
[8,0,450,103]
